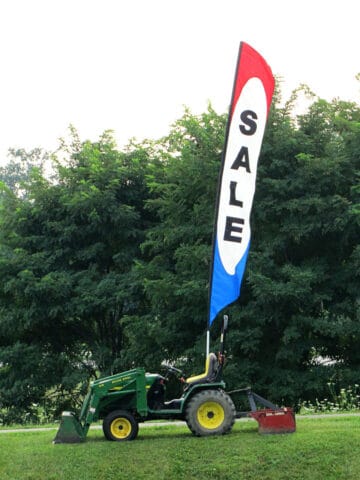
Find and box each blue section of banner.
[209,239,250,326]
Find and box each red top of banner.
[230,42,274,119]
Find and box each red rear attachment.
[250,408,296,434]
[230,388,296,434]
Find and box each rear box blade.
[53,411,86,444]
[250,408,296,434]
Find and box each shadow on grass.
[86,431,191,443]
[86,423,259,443]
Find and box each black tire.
[185,389,235,436]
[102,410,139,441]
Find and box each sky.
[0,0,359,164]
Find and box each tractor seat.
[185,353,218,386]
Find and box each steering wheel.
[162,364,185,379]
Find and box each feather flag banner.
[208,42,275,328]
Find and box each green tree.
[226,93,360,404]
[123,106,226,373]
[0,147,49,197]
[0,131,151,419]
[0,89,359,420]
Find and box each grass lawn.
[0,416,359,480]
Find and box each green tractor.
[54,317,236,443]
[54,317,295,443]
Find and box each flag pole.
[206,329,210,357]
[206,44,244,359]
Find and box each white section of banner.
[217,77,267,275]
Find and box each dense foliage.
[0,88,359,423]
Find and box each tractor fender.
[181,382,226,413]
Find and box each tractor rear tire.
[103,410,139,441]
[185,389,235,436]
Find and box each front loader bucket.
[53,411,87,444]
[250,408,296,434]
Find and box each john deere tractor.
[54,317,237,443]
[54,316,295,443]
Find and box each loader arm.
[54,368,149,443]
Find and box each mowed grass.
[1,416,359,480]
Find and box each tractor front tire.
[103,410,139,441]
[185,389,235,436]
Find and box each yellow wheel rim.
[110,417,132,439]
[197,401,225,429]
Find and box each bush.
[299,383,360,414]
